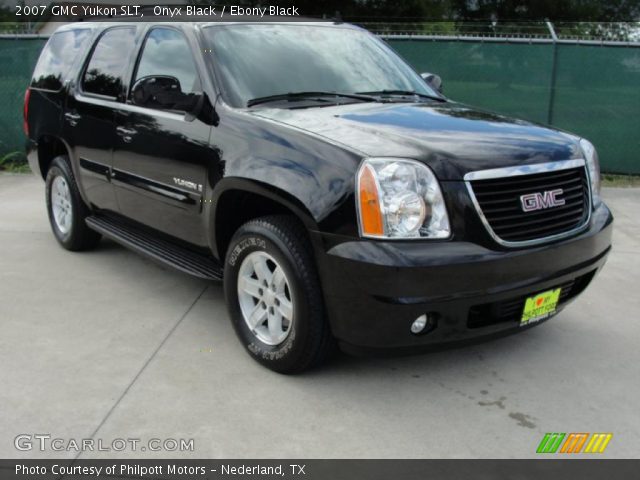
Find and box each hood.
[250,101,582,180]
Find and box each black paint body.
[26,22,613,352]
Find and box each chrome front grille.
[465,160,591,246]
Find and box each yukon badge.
[520,189,565,212]
[173,177,203,192]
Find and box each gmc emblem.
[520,189,565,212]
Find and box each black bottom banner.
[1,459,638,480]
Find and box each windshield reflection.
[203,24,437,107]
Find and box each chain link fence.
[1,23,639,173]
[361,21,640,42]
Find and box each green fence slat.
[0,37,48,160]
[551,44,640,174]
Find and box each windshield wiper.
[247,91,378,108]
[356,90,445,102]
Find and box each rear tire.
[45,155,101,251]
[224,215,333,373]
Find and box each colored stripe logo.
[537,433,612,454]
[537,433,565,453]
[584,433,613,453]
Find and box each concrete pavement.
[1,173,638,458]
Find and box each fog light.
[411,314,428,334]
[411,313,439,335]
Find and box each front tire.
[224,215,333,373]
[45,155,101,251]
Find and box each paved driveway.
[1,173,638,459]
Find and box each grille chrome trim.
[464,159,586,181]
[464,159,592,247]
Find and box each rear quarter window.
[31,29,91,91]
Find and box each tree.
[449,0,640,21]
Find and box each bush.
[0,151,30,172]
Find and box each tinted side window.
[134,28,200,96]
[31,29,91,91]
[82,27,136,97]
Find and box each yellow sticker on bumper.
[521,288,561,326]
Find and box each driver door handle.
[116,126,138,143]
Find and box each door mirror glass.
[420,72,443,93]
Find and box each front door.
[112,26,212,247]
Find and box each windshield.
[203,24,438,107]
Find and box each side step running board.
[86,215,223,281]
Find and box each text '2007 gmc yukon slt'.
[25,21,613,373]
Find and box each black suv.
[25,21,613,373]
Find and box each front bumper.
[313,203,613,354]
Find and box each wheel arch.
[210,178,320,260]
[36,135,72,179]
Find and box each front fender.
[211,108,364,241]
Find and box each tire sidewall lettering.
[228,236,267,267]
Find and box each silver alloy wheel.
[51,175,73,235]
[237,251,294,346]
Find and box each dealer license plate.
[520,288,561,326]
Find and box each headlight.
[579,138,601,207]
[356,158,450,239]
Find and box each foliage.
[189,0,639,39]
[448,0,640,22]
[0,3,49,33]
[0,4,22,33]
[448,0,640,39]
[190,0,639,22]
[602,174,640,187]
[0,151,29,173]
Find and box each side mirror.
[420,72,443,93]
[131,75,201,115]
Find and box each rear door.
[28,28,92,161]
[111,26,212,247]
[63,26,139,212]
